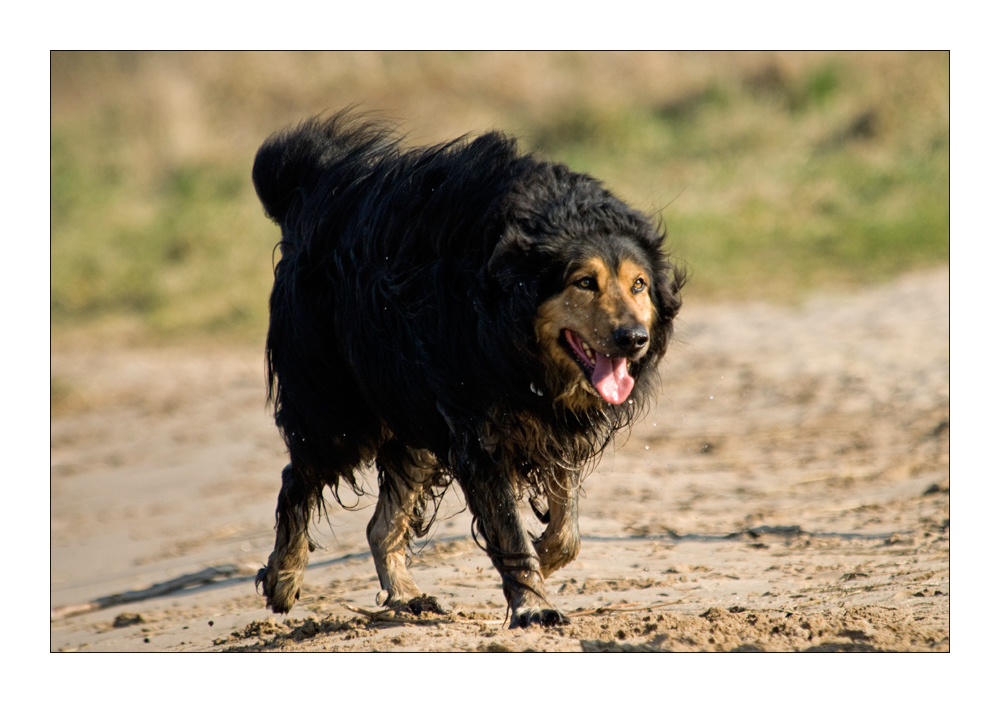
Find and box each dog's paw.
[535,535,581,577]
[255,565,301,614]
[403,594,450,615]
[509,606,570,629]
[381,592,449,616]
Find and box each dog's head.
[489,163,683,413]
[532,229,683,413]
[535,247,658,408]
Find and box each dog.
[252,111,684,628]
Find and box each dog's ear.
[481,225,546,362]
[645,258,684,358]
[486,224,537,290]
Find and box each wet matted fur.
[252,112,684,627]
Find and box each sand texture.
[51,268,949,652]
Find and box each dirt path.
[50,268,949,652]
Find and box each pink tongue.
[592,354,634,404]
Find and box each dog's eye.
[632,277,646,294]
[575,276,597,291]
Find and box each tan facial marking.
[615,258,655,331]
[534,255,656,408]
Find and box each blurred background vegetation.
[51,51,948,344]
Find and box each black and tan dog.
[252,112,684,627]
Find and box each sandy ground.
[50,267,949,652]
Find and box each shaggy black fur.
[252,111,683,626]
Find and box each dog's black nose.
[613,324,648,352]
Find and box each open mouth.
[562,329,635,405]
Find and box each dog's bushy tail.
[252,110,398,225]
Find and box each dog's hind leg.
[256,463,317,614]
[456,458,569,629]
[367,442,448,615]
[533,466,582,578]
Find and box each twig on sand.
[50,564,241,621]
[571,595,693,618]
[340,602,476,624]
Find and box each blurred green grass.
[51,51,948,343]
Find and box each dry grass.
[51,51,948,342]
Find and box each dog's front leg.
[533,466,582,578]
[456,455,569,628]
